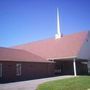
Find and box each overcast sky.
[0,0,90,47]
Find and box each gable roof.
[0,47,50,63]
[13,31,88,60]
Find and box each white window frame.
[16,63,21,76]
[0,63,2,77]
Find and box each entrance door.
[76,61,88,75]
[55,62,62,75]
[55,61,74,75]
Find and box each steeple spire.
[55,8,61,39]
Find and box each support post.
[73,58,77,76]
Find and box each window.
[16,64,21,76]
[0,63,2,77]
[88,61,90,73]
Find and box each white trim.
[48,56,77,61]
[0,63,2,77]
[73,58,77,76]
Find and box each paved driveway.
[0,75,74,90]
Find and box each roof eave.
[48,56,77,61]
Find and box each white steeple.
[55,8,61,39]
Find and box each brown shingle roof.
[13,31,88,60]
[0,47,50,63]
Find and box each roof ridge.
[12,31,89,47]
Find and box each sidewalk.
[0,75,74,90]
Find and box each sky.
[0,0,90,47]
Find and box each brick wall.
[0,61,54,83]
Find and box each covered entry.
[54,58,88,76]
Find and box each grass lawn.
[37,76,90,90]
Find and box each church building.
[0,8,90,83]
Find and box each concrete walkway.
[0,75,74,90]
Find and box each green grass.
[37,76,90,90]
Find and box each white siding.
[77,31,90,60]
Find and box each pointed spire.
[55,8,61,39]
